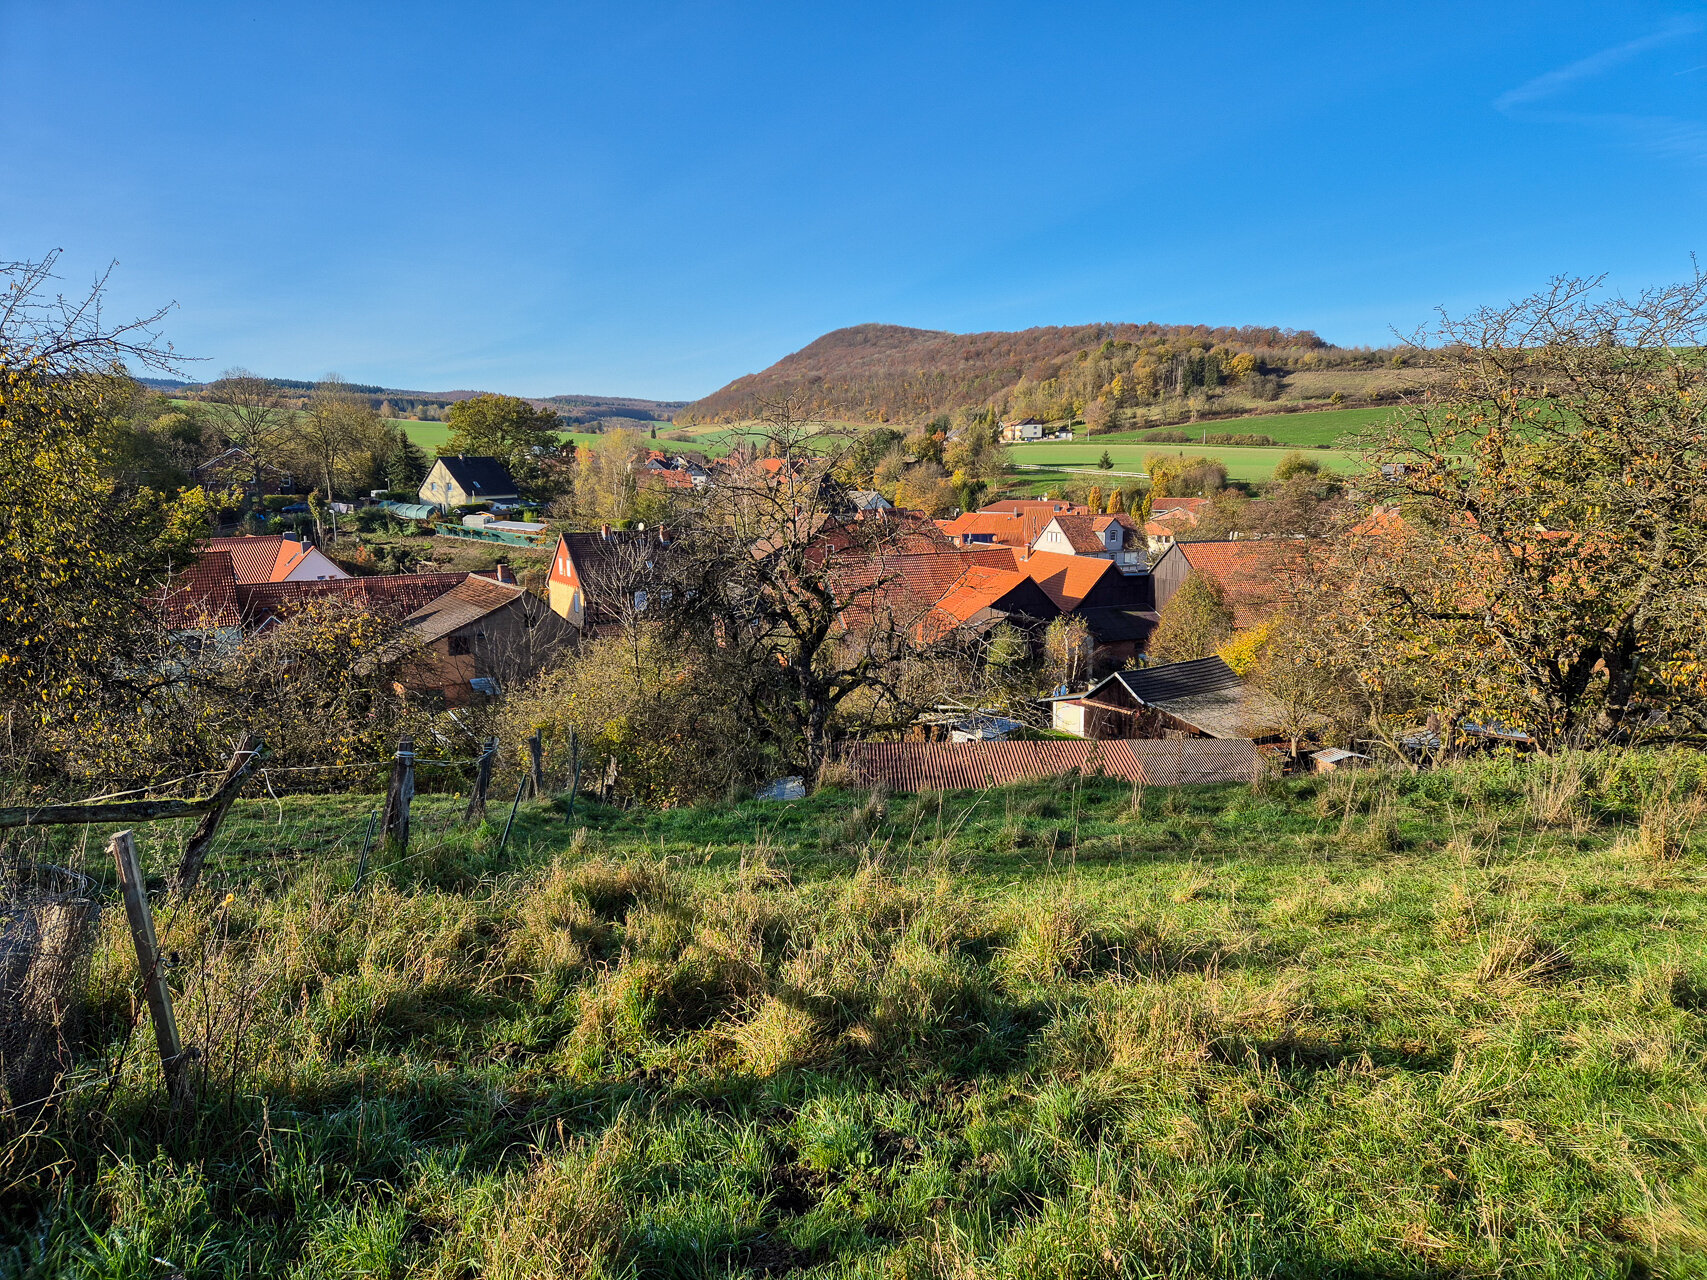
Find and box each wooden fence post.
[382,735,415,853]
[464,737,497,822]
[175,732,263,894]
[528,731,545,800]
[110,830,189,1100]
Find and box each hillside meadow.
[6,750,1707,1277]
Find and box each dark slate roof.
[1115,655,1244,703]
[435,455,518,497]
[1087,655,1287,740]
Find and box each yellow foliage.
[1217,618,1277,675]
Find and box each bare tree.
[0,250,182,376]
[660,397,970,774]
[205,368,292,511]
[1314,269,1707,748]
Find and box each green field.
[398,420,738,458]
[11,751,1707,1276]
[1011,441,1360,484]
[1099,404,1400,450]
[998,405,1390,484]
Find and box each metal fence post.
[464,737,497,822]
[382,735,415,853]
[496,772,528,859]
[528,730,545,800]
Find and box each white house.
[1000,418,1045,443]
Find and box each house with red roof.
[1140,497,1209,553]
[200,534,348,584]
[547,528,675,631]
[1149,539,1302,628]
[399,574,572,706]
[917,566,1060,644]
[1031,514,1147,574]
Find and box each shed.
[1055,655,1289,741]
[1310,748,1370,772]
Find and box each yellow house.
[419,455,519,512]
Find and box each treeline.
[681,320,1421,427]
[176,378,683,426]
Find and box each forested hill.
[679,321,1333,424]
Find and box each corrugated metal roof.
[841,737,1256,791]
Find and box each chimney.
[600,523,611,540]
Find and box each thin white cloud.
[1494,15,1707,164]
[1497,16,1702,110]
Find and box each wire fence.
[0,743,549,1120]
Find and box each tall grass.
[3,750,1707,1276]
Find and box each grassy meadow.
[1002,406,1386,486]
[8,750,1707,1277]
[1101,405,1399,449]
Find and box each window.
[448,636,473,656]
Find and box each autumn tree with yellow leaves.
[0,255,213,763]
[1307,272,1707,748]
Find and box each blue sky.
[2,2,1702,399]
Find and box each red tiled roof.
[931,567,1033,623]
[980,499,1088,516]
[236,573,470,626]
[1150,498,1208,517]
[645,467,697,490]
[916,566,1057,642]
[934,511,1031,546]
[841,737,1256,791]
[974,500,1089,545]
[1176,540,1302,628]
[1350,505,1407,536]
[201,535,304,584]
[159,551,241,631]
[1011,549,1118,611]
[833,547,1010,612]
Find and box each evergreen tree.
[384,427,429,491]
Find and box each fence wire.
[0,748,509,1120]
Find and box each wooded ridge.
[679,320,1409,425]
